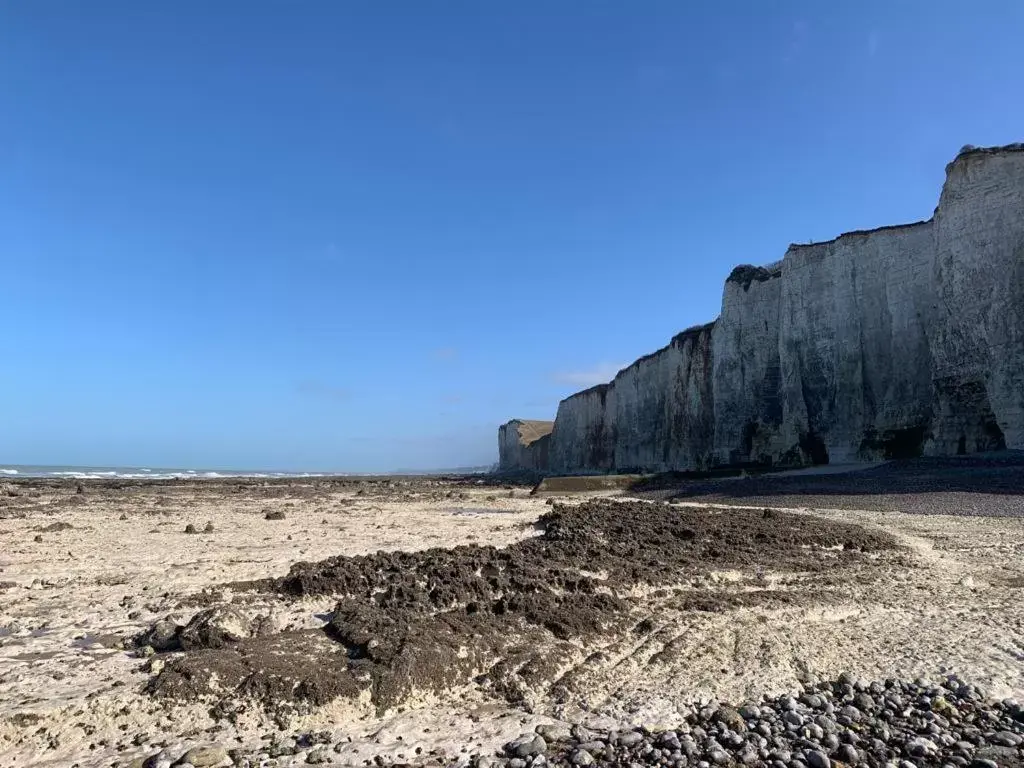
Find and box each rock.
[264,510,286,520]
[203,521,215,534]
[784,711,804,727]
[839,705,862,722]
[617,731,644,748]
[184,524,198,534]
[838,744,861,765]
[907,738,938,758]
[33,535,42,543]
[739,704,761,720]
[801,695,824,710]
[570,749,595,766]
[715,706,748,732]
[969,760,998,768]
[991,731,1022,747]
[535,724,571,743]
[854,693,876,712]
[136,618,182,652]
[177,607,275,650]
[807,750,831,768]
[176,744,228,767]
[506,735,546,758]
[306,747,333,764]
[570,725,596,742]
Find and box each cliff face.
[548,385,616,474]
[711,264,785,465]
[929,148,1024,454]
[776,221,937,463]
[612,324,716,472]
[501,144,1024,474]
[497,420,553,471]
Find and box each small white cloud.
[552,362,624,388]
[867,29,880,58]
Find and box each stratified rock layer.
[503,144,1024,473]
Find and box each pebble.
[569,749,594,766]
[992,730,1022,747]
[617,732,644,748]
[178,744,228,767]
[224,675,1024,768]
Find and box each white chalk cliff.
[500,144,1024,473]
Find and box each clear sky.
[2,2,1023,471]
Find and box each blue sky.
[2,2,1023,471]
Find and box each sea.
[0,464,493,480]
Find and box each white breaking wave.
[0,469,18,475]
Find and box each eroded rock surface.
[150,500,897,716]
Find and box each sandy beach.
[1,467,1023,768]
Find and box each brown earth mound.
[150,500,899,719]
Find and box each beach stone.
[138,618,181,652]
[571,725,596,742]
[784,711,804,727]
[804,723,825,741]
[570,749,595,766]
[177,606,273,650]
[176,744,227,767]
[802,695,824,710]
[970,760,998,768]
[306,747,332,764]
[907,738,938,758]
[184,524,197,534]
[618,731,644,748]
[716,706,747,732]
[838,744,861,765]
[709,749,730,765]
[991,731,1022,747]
[807,750,831,768]
[508,735,546,758]
[264,510,286,520]
[535,724,571,742]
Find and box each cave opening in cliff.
[881,426,928,460]
[799,430,829,466]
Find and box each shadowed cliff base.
[631,452,1024,516]
[146,500,898,719]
